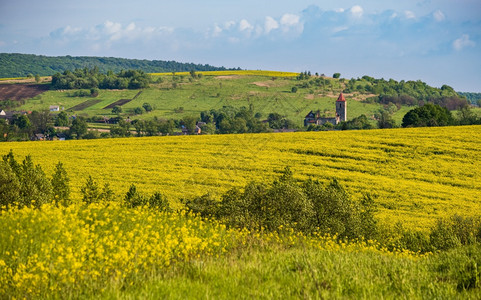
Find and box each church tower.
[336,93,347,122]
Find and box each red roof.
[336,93,346,102]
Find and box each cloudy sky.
[1,0,480,91]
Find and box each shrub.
[185,167,376,239]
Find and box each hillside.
[0,53,235,78]
[1,125,480,230]
[3,71,459,127]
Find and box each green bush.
[185,167,375,239]
[123,184,170,211]
[1,151,54,209]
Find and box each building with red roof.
[304,93,347,126]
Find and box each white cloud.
[264,16,279,34]
[453,34,475,51]
[239,19,253,32]
[224,21,236,30]
[333,26,349,33]
[404,10,416,19]
[126,22,136,32]
[350,5,363,18]
[213,25,222,36]
[335,8,345,13]
[62,25,82,35]
[280,14,300,26]
[103,21,122,35]
[433,10,445,22]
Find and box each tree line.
[0,53,235,78]
[294,74,469,110]
[51,68,152,90]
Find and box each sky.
[0,0,480,92]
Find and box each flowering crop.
[149,70,299,77]
[0,202,430,298]
[0,126,480,229]
[0,202,240,298]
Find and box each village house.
[304,93,347,127]
[0,110,30,124]
[49,105,60,112]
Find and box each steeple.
[336,93,346,102]
[336,93,347,122]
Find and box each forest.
[0,53,235,78]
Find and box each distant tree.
[90,88,99,97]
[55,111,69,127]
[376,111,396,129]
[158,119,175,135]
[34,74,41,83]
[81,176,100,204]
[148,192,171,211]
[133,107,144,115]
[457,106,480,125]
[402,104,454,128]
[291,86,298,93]
[333,73,341,79]
[19,155,53,208]
[69,117,88,139]
[112,106,122,114]
[339,115,373,130]
[123,184,147,208]
[142,103,153,112]
[51,162,70,206]
[181,116,197,134]
[14,114,31,130]
[29,110,51,134]
[110,119,131,137]
[0,160,21,209]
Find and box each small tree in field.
[112,106,122,114]
[51,162,70,206]
[142,103,153,112]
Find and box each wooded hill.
[0,53,236,78]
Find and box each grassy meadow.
[13,71,412,126]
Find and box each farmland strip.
[68,99,102,111]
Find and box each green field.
[13,73,413,126]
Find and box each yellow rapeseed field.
[0,202,426,298]
[149,70,299,77]
[1,126,480,230]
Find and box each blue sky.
[1,0,480,91]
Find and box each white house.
[49,105,60,112]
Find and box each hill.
[0,53,235,78]
[1,125,480,230]
[4,70,467,128]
